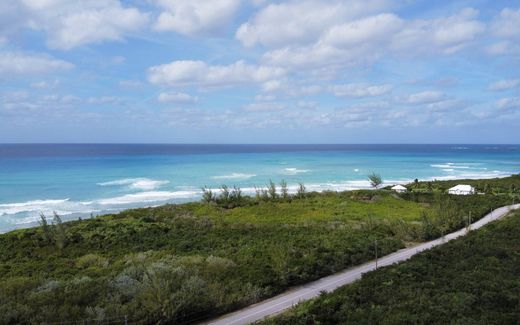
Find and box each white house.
[448,184,475,195]
[391,185,408,193]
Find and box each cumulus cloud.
[402,91,445,105]
[331,83,392,97]
[0,52,73,76]
[261,7,485,72]
[148,60,285,88]
[158,92,198,104]
[391,8,485,55]
[236,0,392,47]
[322,13,403,49]
[243,102,286,112]
[1,0,149,50]
[491,8,520,41]
[496,97,520,110]
[87,96,125,106]
[30,80,60,89]
[488,79,519,91]
[153,0,241,36]
[488,8,520,55]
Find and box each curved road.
[205,203,520,325]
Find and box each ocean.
[1,144,519,232]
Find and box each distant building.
[448,184,475,195]
[391,185,408,193]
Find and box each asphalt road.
[205,203,520,325]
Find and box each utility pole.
[467,211,471,231]
[375,239,378,269]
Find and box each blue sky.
[0,0,519,143]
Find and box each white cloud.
[87,96,124,105]
[30,80,60,89]
[488,79,520,91]
[321,14,403,49]
[158,92,198,104]
[2,0,149,50]
[402,91,445,105]
[488,8,520,55]
[497,97,520,110]
[255,94,276,101]
[0,52,73,76]
[485,41,520,55]
[243,102,285,112]
[119,79,143,88]
[148,60,285,88]
[153,0,241,36]
[391,8,485,55]
[491,8,520,41]
[236,0,392,48]
[331,83,392,97]
[262,8,485,73]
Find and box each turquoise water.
[1,144,519,232]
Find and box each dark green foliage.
[38,213,52,244]
[280,180,289,200]
[368,172,383,188]
[268,179,277,199]
[202,186,215,203]
[266,210,520,325]
[219,185,230,201]
[53,212,67,252]
[297,183,306,198]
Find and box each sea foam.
[97,190,199,205]
[282,168,309,175]
[212,173,256,180]
[97,178,169,190]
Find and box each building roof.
[449,184,474,191]
[391,185,407,190]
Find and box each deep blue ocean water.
[1,144,519,232]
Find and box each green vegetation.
[368,172,383,188]
[0,175,518,324]
[403,173,520,195]
[265,209,520,325]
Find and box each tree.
[267,179,277,199]
[39,213,52,244]
[201,186,215,203]
[414,179,419,188]
[297,183,306,199]
[53,212,67,253]
[230,186,243,204]
[219,185,230,201]
[368,172,382,189]
[280,180,289,199]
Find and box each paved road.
[205,203,520,325]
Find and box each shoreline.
[1,173,517,234]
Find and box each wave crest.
[97,178,169,190]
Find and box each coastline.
[1,172,517,234]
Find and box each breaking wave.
[97,178,170,191]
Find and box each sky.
[0,0,519,144]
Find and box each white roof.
[391,185,407,190]
[449,184,474,191]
